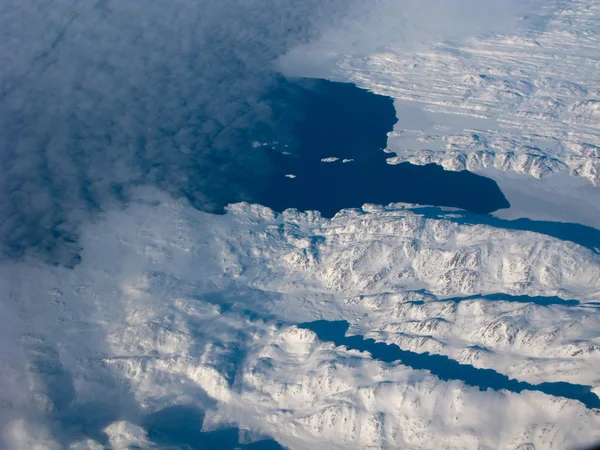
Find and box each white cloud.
[0,0,546,263]
[1,419,61,450]
[0,0,363,264]
[278,0,545,77]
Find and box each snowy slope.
[2,191,599,449]
[283,0,600,187]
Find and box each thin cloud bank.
[279,0,546,76]
[0,0,545,265]
[0,0,358,265]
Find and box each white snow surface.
[282,0,600,188]
[1,190,600,449]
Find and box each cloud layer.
[0,0,543,265]
[278,0,545,76]
[0,0,360,264]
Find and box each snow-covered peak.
[2,191,599,448]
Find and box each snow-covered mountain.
[291,0,600,186]
[2,192,599,449]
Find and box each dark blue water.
[299,320,600,409]
[251,78,509,218]
[442,292,581,307]
[36,350,284,449]
[7,77,510,268]
[405,206,600,254]
[143,405,284,450]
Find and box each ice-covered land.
[280,0,600,229]
[2,192,600,449]
[301,1,600,186]
[2,0,600,449]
